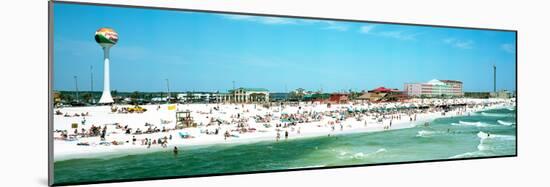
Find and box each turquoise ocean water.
[54,107,516,185]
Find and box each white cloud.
[379,31,417,41]
[359,25,418,41]
[359,25,375,33]
[501,43,515,53]
[222,14,296,25]
[444,38,474,49]
[259,17,296,25]
[323,21,349,31]
[221,14,352,32]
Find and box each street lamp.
[74,75,79,102]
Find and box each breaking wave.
[476,131,516,151]
[452,121,490,127]
[481,112,510,117]
[449,151,488,159]
[497,120,515,126]
[350,148,387,159]
[288,164,327,169]
[476,131,515,140]
[451,131,515,159]
[416,130,439,137]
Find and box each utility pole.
[165,78,171,101]
[90,65,94,103]
[493,64,497,93]
[74,75,79,102]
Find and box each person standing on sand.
[276,131,280,142]
[224,131,230,141]
[132,136,136,145]
[100,125,107,141]
[285,130,289,140]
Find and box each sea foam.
[481,112,510,117]
[416,130,438,137]
[476,131,516,152]
[453,121,490,127]
[449,151,487,159]
[497,120,515,126]
[477,131,515,140]
[351,148,387,159]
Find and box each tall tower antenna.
[95,28,118,104]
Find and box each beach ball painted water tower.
[95,27,118,104]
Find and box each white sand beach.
[53,98,515,161]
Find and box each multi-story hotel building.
[404,79,463,97]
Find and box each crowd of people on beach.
[54,98,515,154]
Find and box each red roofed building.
[328,93,350,104]
[370,87,399,93]
[357,87,406,102]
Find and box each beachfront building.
[328,93,350,104]
[404,79,463,98]
[177,92,220,103]
[288,88,309,101]
[303,93,331,102]
[464,92,491,99]
[357,87,405,102]
[270,93,290,102]
[218,88,270,103]
[491,90,512,99]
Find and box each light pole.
[493,64,497,93]
[90,65,94,104]
[165,78,171,102]
[74,75,79,102]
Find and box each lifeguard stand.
[176,110,196,129]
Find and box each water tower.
[94,28,118,104]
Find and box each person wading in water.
[173,146,179,155]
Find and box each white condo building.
[404,79,463,97]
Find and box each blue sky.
[53,3,516,93]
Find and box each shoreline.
[53,99,515,161]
